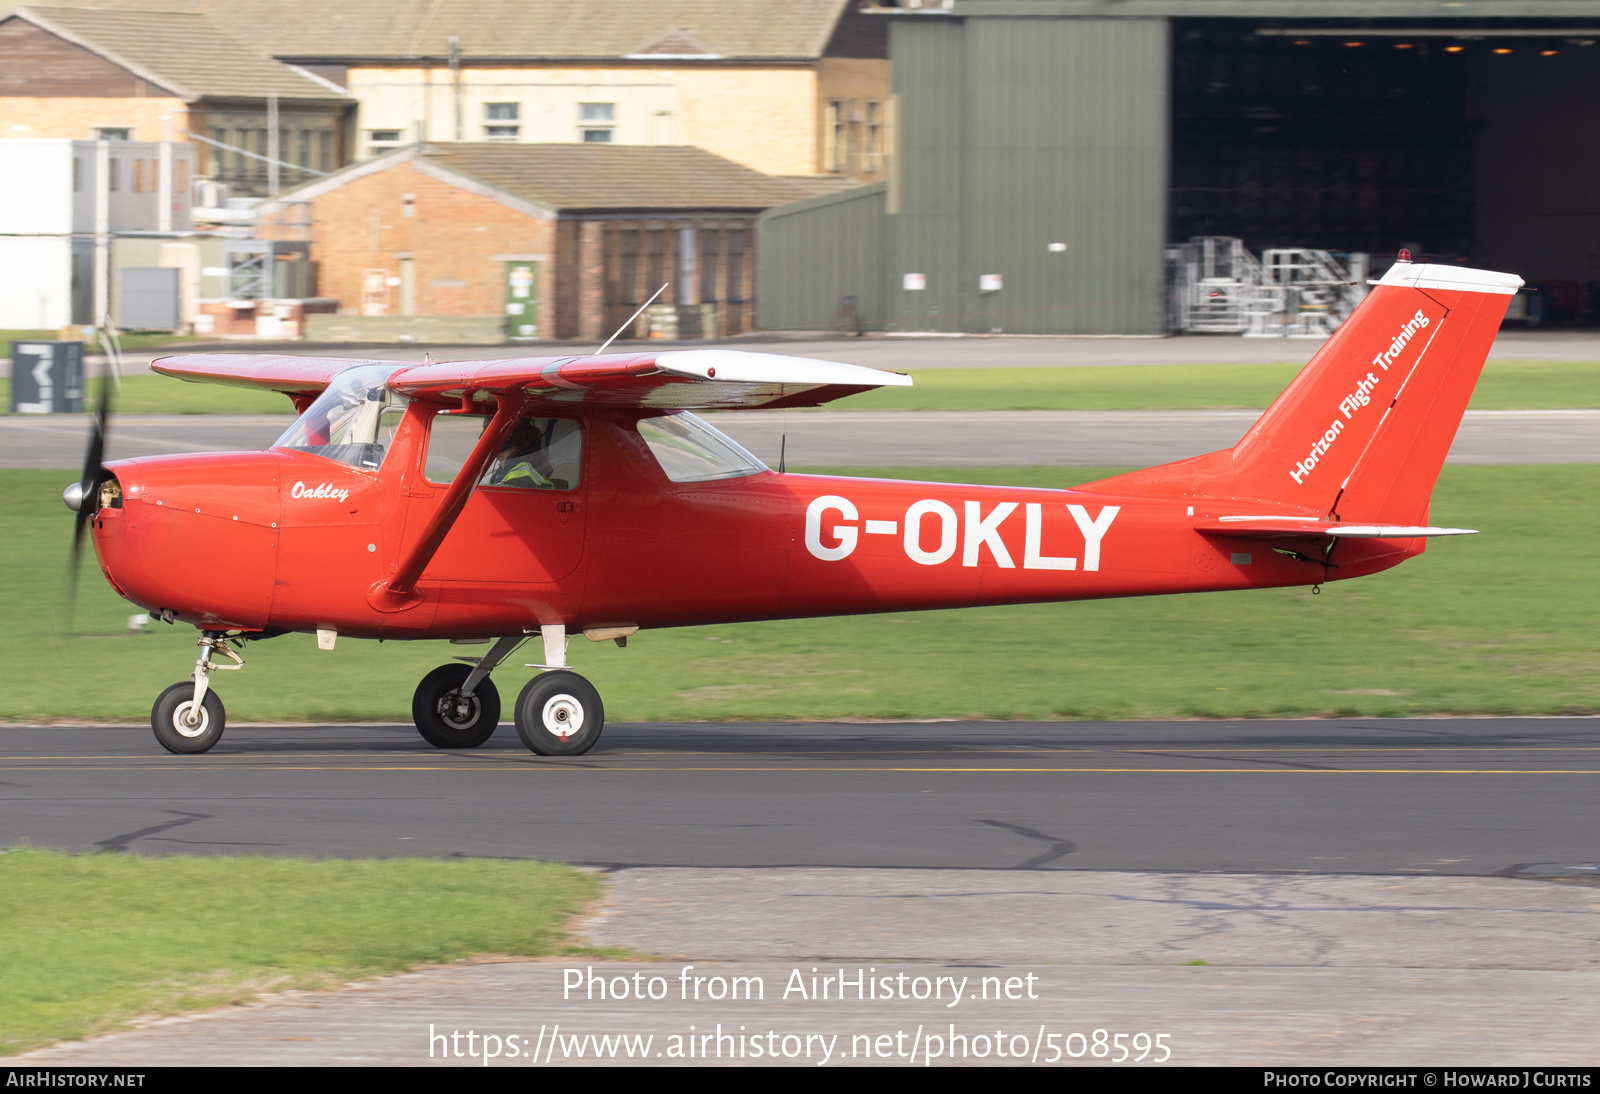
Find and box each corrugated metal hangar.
[758,0,1600,334]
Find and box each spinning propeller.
[62,370,114,600]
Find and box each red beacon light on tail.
[1397,248,1413,263]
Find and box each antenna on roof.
[594,282,669,355]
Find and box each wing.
[386,349,911,409]
[151,354,388,400]
[1196,517,1478,538]
[150,349,910,412]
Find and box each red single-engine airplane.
[64,257,1519,755]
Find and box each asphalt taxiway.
[3,407,1595,469]
[5,718,1598,877]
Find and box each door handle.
[556,501,576,513]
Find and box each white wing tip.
[655,349,913,387]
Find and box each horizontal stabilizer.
[1197,517,1477,539]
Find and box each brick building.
[0,5,354,196]
[18,0,893,184]
[275,142,838,342]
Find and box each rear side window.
[636,411,767,483]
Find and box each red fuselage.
[90,404,1414,640]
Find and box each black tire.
[514,671,604,756]
[151,681,226,755]
[412,664,501,748]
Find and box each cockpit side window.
[272,365,409,471]
[424,411,582,491]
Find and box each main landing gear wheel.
[413,664,501,749]
[515,671,604,756]
[151,682,226,754]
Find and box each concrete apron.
[11,869,1600,1067]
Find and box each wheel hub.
[439,690,480,730]
[542,694,584,739]
[173,701,209,738]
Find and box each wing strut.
[369,390,528,611]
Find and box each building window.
[865,100,882,173]
[724,227,747,303]
[317,129,332,172]
[94,126,130,141]
[616,226,640,304]
[368,129,403,157]
[700,226,719,303]
[485,102,520,140]
[209,126,227,176]
[580,102,614,142]
[826,99,845,172]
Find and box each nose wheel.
[151,682,226,754]
[515,671,604,756]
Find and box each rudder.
[1081,260,1520,520]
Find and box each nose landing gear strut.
[151,631,244,754]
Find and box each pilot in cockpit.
[486,417,559,489]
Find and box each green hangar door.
[505,261,538,339]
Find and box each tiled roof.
[419,143,813,211]
[10,5,349,99]
[286,143,823,212]
[21,0,855,60]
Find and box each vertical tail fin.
[1082,261,1521,521]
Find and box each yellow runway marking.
[5,765,1600,774]
[1123,747,1600,753]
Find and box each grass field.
[1,330,201,354]
[0,850,599,1056]
[831,360,1600,411]
[3,465,1594,724]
